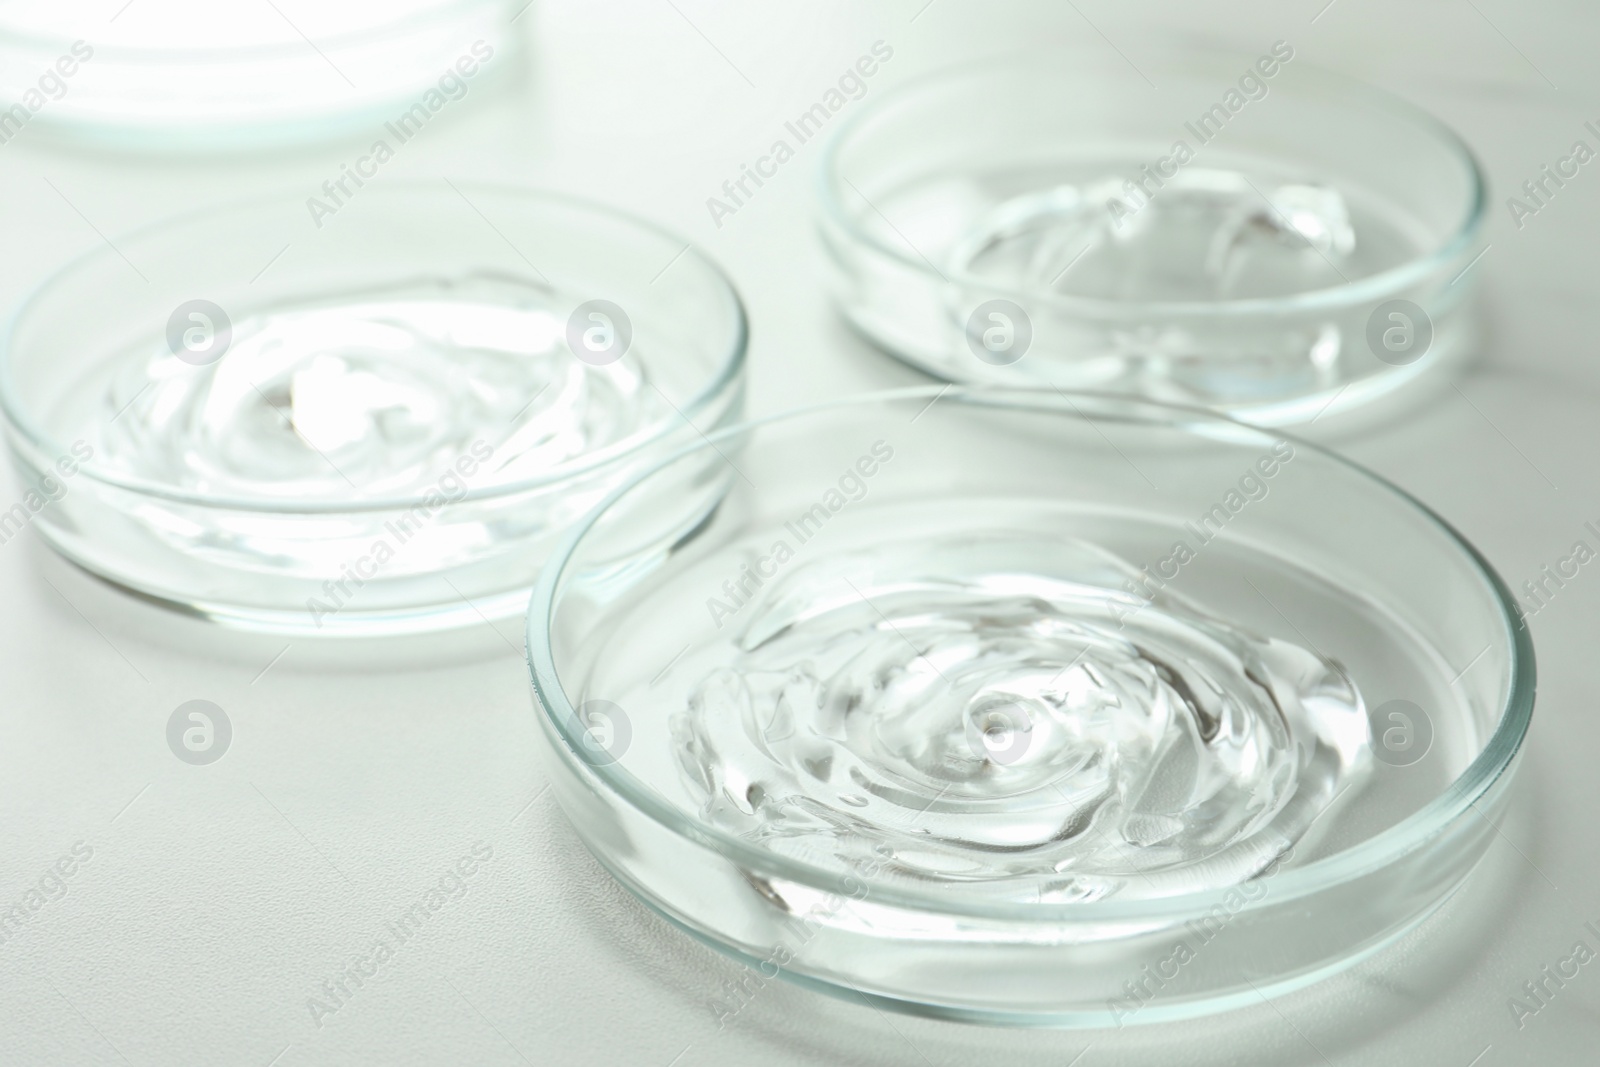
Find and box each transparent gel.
[531,389,1528,1024]
[0,185,746,631]
[665,530,1371,903]
[72,281,665,503]
[820,54,1486,424]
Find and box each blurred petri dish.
[0,182,746,634]
[528,386,1531,1026]
[818,49,1487,425]
[0,0,519,150]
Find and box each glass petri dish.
[527,386,1531,1026]
[818,50,1487,426]
[0,0,519,151]
[0,182,746,634]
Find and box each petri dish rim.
[0,180,750,515]
[527,384,1534,924]
[0,0,510,63]
[815,49,1489,319]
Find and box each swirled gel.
[672,534,1370,902]
[947,169,1364,303]
[79,276,664,501]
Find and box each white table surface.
[2,2,1598,1064]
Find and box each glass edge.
[0,179,751,514]
[525,383,1535,924]
[812,50,1490,319]
[0,0,516,62]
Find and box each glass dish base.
[527,387,1530,1026]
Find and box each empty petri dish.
[818,50,1487,425]
[0,0,518,150]
[528,386,1531,1025]
[0,183,746,633]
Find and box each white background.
[1,1,1597,1064]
